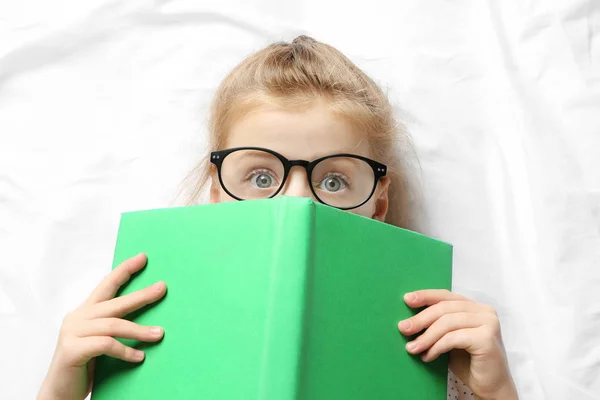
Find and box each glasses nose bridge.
[287,159,311,175]
[288,159,309,167]
[281,159,313,199]
[283,159,313,189]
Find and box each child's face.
[210,100,390,221]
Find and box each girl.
[38,36,518,400]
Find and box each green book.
[92,196,453,399]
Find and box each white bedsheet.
[1,1,599,399]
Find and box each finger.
[405,312,488,355]
[89,281,166,319]
[404,289,469,308]
[76,318,164,342]
[76,336,146,365]
[398,300,492,335]
[420,327,492,362]
[86,253,148,305]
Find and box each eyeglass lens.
[219,149,376,208]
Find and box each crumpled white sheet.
[1,1,599,399]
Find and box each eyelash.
[244,169,351,188]
[244,168,278,181]
[317,172,352,187]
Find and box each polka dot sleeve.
[448,370,474,399]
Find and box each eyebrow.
[234,151,279,162]
[314,155,364,168]
[310,143,370,160]
[227,148,369,164]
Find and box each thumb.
[449,349,471,384]
[86,358,96,395]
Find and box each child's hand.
[37,253,166,400]
[398,289,518,400]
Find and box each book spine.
[256,199,312,400]
[296,201,315,400]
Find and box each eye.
[318,175,348,192]
[249,170,278,189]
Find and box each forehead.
[224,102,372,160]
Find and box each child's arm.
[398,289,518,400]
[37,254,166,400]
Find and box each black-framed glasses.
[210,147,387,210]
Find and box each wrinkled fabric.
[1,1,599,399]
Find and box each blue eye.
[318,175,347,192]
[250,171,277,188]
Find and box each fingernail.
[134,350,145,361]
[404,292,417,302]
[150,326,163,336]
[398,320,412,331]
[153,281,164,291]
[406,341,418,352]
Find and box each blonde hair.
[180,35,421,230]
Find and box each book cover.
[92,197,453,399]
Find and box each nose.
[280,167,314,199]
